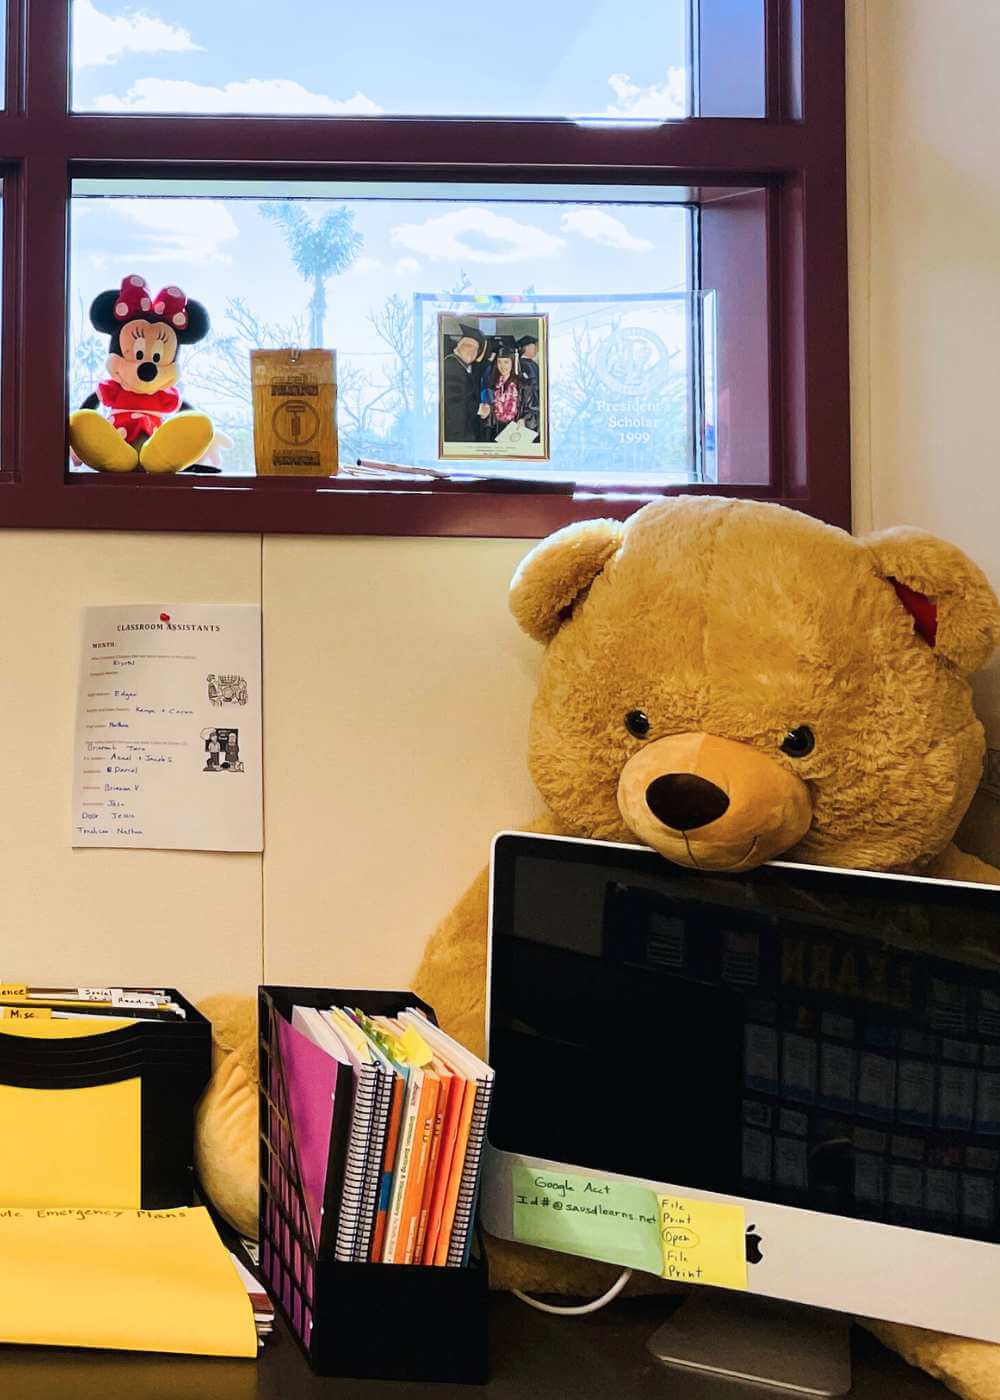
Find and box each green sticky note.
[512,1164,662,1274]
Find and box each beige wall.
[848,0,1000,857]
[0,0,996,1000]
[0,531,542,999]
[0,532,263,997]
[260,536,540,990]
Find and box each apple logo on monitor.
[746,1225,763,1265]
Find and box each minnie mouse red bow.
[113,274,190,330]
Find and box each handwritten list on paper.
[512,1164,663,1273]
[71,605,262,852]
[511,1163,748,1288]
[657,1194,747,1291]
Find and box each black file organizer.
[259,985,489,1384]
[0,989,211,1209]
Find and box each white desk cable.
[511,1267,633,1316]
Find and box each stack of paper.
[277,1005,494,1266]
[231,1251,275,1342]
[0,984,189,1022]
[0,1207,268,1357]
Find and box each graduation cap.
[516,332,539,350]
[491,334,519,356]
[454,321,487,349]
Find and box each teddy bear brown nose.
[645,773,731,831]
[137,361,158,383]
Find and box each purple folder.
[275,1013,344,1247]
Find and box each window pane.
[69,181,721,483]
[697,0,766,118]
[71,0,691,120]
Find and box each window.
[0,1,848,537]
[70,180,714,483]
[71,1,697,120]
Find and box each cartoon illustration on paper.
[202,727,243,773]
[207,673,248,707]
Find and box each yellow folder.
[0,1206,258,1357]
[0,1016,142,1209]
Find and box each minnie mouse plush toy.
[70,273,218,474]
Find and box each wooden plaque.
[251,349,338,476]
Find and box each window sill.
[0,471,846,538]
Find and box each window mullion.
[24,0,69,116]
[64,115,809,177]
[18,149,68,491]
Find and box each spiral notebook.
[278,1001,493,1267]
[289,1007,381,1261]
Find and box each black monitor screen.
[488,835,1000,1243]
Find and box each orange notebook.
[420,1062,467,1264]
[412,1058,454,1264]
[433,1077,478,1266]
[392,1068,440,1265]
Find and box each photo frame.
[438,313,549,461]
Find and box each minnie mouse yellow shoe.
[68,408,140,473]
[139,412,215,474]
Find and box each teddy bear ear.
[510,518,625,643]
[866,526,1000,673]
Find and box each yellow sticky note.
[0,1207,257,1357]
[657,1194,747,1291]
[0,985,28,997]
[0,1006,51,1020]
[397,1025,433,1067]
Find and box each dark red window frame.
[0,0,848,538]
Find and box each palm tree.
[261,202,363,347]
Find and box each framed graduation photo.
[438,313,549,461]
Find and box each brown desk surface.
[0,1294,951,1400]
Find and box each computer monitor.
[483,831,1000,1349]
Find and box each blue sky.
[71,187,691,402]
[68,3,700,476]
[71,0,688,118]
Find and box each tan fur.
[193,993,259,1238]
[197,499,1000,1396]
[862,1319,1000,1400]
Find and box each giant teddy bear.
[196,498,1000,1399]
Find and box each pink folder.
[275,1013,343,1247]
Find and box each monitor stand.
[647,1290,852,1396]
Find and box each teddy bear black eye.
[781,725,815,758]
[152,352,160,362]
[135,350,144,360]
[625,710,651,739]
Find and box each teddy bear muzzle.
[616,731,813,872]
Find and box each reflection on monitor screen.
[489,840,1000,1244]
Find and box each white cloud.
[601,69,687,120]
[560,209,653,252]
[391,207,563,265]
[394,257,420,276]
[73,0,200,69]
[113,199,240,265]
[348,256,384,276]
[92,76,382,114]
